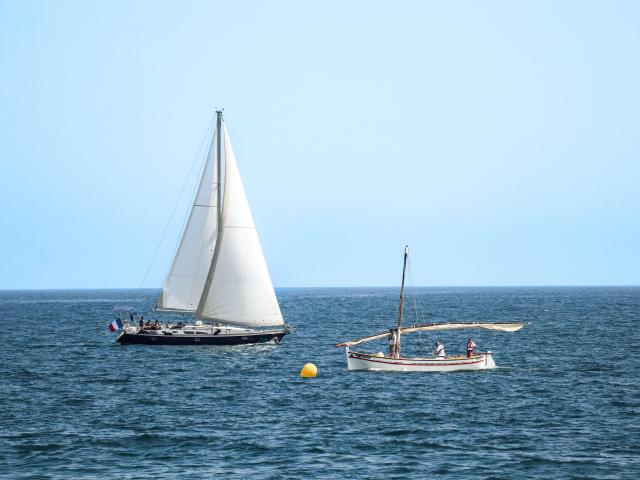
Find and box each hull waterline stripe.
[348,355,486,367]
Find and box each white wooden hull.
[345,348,496,372]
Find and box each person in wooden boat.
[139,317,144,329]
[388,329,399,358]
[434,341,446,359]
[466,338,478,358]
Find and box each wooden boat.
[336,247,523,371]
[115,111,289,346]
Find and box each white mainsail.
[196,127,284,327]
[157,127,220,312]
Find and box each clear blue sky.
[1,0,638,288]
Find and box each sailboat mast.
[194,111,225,322]
[394,246,409,354]
[216,110,223,229]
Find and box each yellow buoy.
[300,363,317,378]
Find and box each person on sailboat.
[388,329,399,358]
[434,341,446,359]
[466,338,478,358]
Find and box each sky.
[0,0,638,288]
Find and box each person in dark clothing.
[466,338,478,358]
[388,329,399,358]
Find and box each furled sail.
[156,127,220,312]
[402,322,525,333]
[336,322,525,347]
[196,127,283,327]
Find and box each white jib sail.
[157,127,219,312]
[196,127,284,327]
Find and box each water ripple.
[0,287,639,478]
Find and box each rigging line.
[415,289,429,335]
[407,257,425,355]
[409,262,430,353]
[406,260,415,352]
[406,263,417,321]
[409,263,421,356]
[408,260,432,349]
[139,114,217,290]
[409,264,423,324]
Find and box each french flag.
[108,318,123,332]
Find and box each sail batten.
[154,307,197,314]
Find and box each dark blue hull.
[117,330,288,345]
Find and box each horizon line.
[0,284,639,292]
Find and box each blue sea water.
[0,287,639,479]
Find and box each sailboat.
[336,246,523,371]
[116,111,289,345]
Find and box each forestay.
[336,322,524,347]
[196,127,284,327]
[157,126,220,312]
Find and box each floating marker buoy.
[300,363,317,378]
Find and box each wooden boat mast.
[394,246,409,355]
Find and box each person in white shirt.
[434,341,446,358]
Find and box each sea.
[1,287,638,479]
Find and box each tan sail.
[336,322,524,347]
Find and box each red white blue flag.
[108,318,123,332]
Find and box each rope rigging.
[406,257,434,355]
